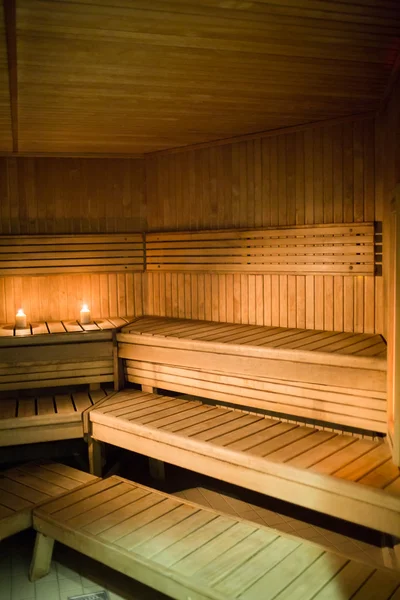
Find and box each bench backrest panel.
[147,223,376,275]
[0,233,145,275]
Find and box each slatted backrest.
[0,233,145,275]
[146,223,377,275]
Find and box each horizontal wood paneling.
[0,233,145,275]
[0,273,143,323]
[0,157,146,234]
[0,157,146,322]
[146,223,376,276]
[145,117,383,333]
[7,1,400,153]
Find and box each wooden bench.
[88,390,400,537]
[0,316,133,392]
[0,460,97,541]
[0,233,145,275]
[0,388,114,447]
[118,317,387,433]
[29,474,400,598]
[146,223,378,275]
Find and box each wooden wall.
[0,158,146,321]
[0,157,146,233]
[377,72,400,459]
[145,115,383,334]
[0,117,384,331]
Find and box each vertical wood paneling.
[0,273,143,323]
[377,72,400,459]
[145,271,379,333]
[0,157,146,321]
[0,157,146,234]
[145,116,381,333]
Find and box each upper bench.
[146,223,379,276]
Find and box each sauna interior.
[1,1,400,599]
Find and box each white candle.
[15,308,27,329]
[80,304,91,324]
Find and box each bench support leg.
[142,385,156,394]
[88,437,104,476]
[149,458,165,481]
[29,532,55,582]
[113,331,125,391]
[381,534,400,570]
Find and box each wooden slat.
[0,460,97,541]
[146,223,375,276]
[0,233,145,275]
[32,476,400,600]
[89,391,400,537]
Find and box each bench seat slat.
[89,392,400,537]
[31,475,400,599]
[0,461,98,542]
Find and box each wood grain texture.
[0,233,145,275]
[31,474,400,597]
[378,72,400,464]
[88,393,400,537]
[146,224,375,276]
[0,157,145,322]
[145,117,382,333]
[145,271,376,333]
[0,2,12,151]
[146,118,376,231]
[118,317,387,431]
[0,461,97,541]
[0,157,146,234]
[5,1,400,153]
[0,272,143,322]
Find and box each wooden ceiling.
[0,0,399,154]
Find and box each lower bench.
[0,460,97,541]
[88,390,400,537]
[0,389,113,446]
[29,475,400,599]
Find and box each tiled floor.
[0,528,167,600]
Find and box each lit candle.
[80,304,91,324]
[15,308,27,329]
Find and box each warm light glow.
[81,304,89,311]
[16,308,25,316]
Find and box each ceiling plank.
[13,1,400,153]
[3,0,17,152]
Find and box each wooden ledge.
[0,316,135,347]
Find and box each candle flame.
[16,308,25,316]
[81,304,89,311]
